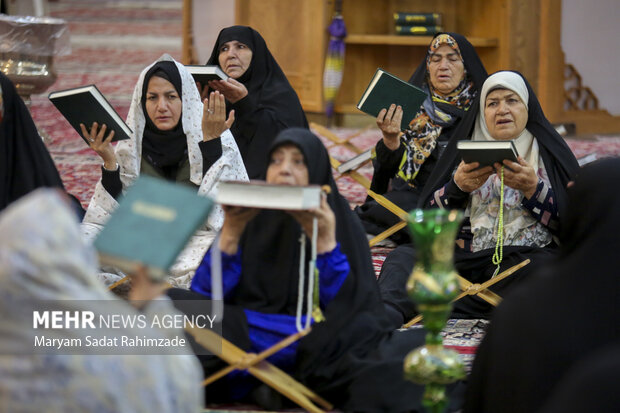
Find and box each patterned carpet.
[20,1,620,411]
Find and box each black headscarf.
[231,128,393,391]
[0,72,65,211]
[140,61,188,169]
[206,26,308,179]
[418,70,579,217]
[464,157,620,413]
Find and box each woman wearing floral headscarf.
[357,33,488,245]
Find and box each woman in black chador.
[356,33,488,244]
[0,72,83,216]
[204,26,308,179]
[464,157,620,413]
[172,128,466,412]
[1,72,63,209]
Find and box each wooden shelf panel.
[335,104,366,115]
[345,34,498,47]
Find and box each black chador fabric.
[464,158,620,413]
[206,26,308,179]
[140,61,188,175]
[538,342,620,413]
[358,32,488,243]
[0,72,65,211]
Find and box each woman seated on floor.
[464,157,620,413]
[0,188,203,412]
[356,33,488,245]
[202,25,308,179]
[378,71,579,326]
[81,54,248,287]
[169,128,466,412]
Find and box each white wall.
[191,0,235,63]
[562,0,620,115]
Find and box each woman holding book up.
[168,128,466,412]
[81,54,248,288]
[356,33,488,245]
[201,26,308,179]
[378,71,579,326]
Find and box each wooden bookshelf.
[233,0,536,115]
[183,0,620,133]
[345,34,499,48]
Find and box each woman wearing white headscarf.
[81,54,248,288]
[378,71,579,325]
[0,189,203,412]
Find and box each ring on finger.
[207,109,214,114]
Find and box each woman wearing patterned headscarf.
[378,71,579,326]
[357,33,488,244]
[204,26,309,179]
[81,54,248,287]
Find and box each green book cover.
[356,68,428,131]
[93,175,214,281]
[393,12,442,26]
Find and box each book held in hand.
[49,85,132,145]
[93,175,214,281]
[337,149,374,174]
[185,65,228,85]
[457,140,519,168]
[357,68,428,131]
[216,180,322,211]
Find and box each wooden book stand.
[311,122,368,155]
[328,154,407,247]
[311,122,410,247]
[185,325,333,413]
[403,259,531,328]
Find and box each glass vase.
[403,208,466,413]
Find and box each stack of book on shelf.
[393,12,443,36]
